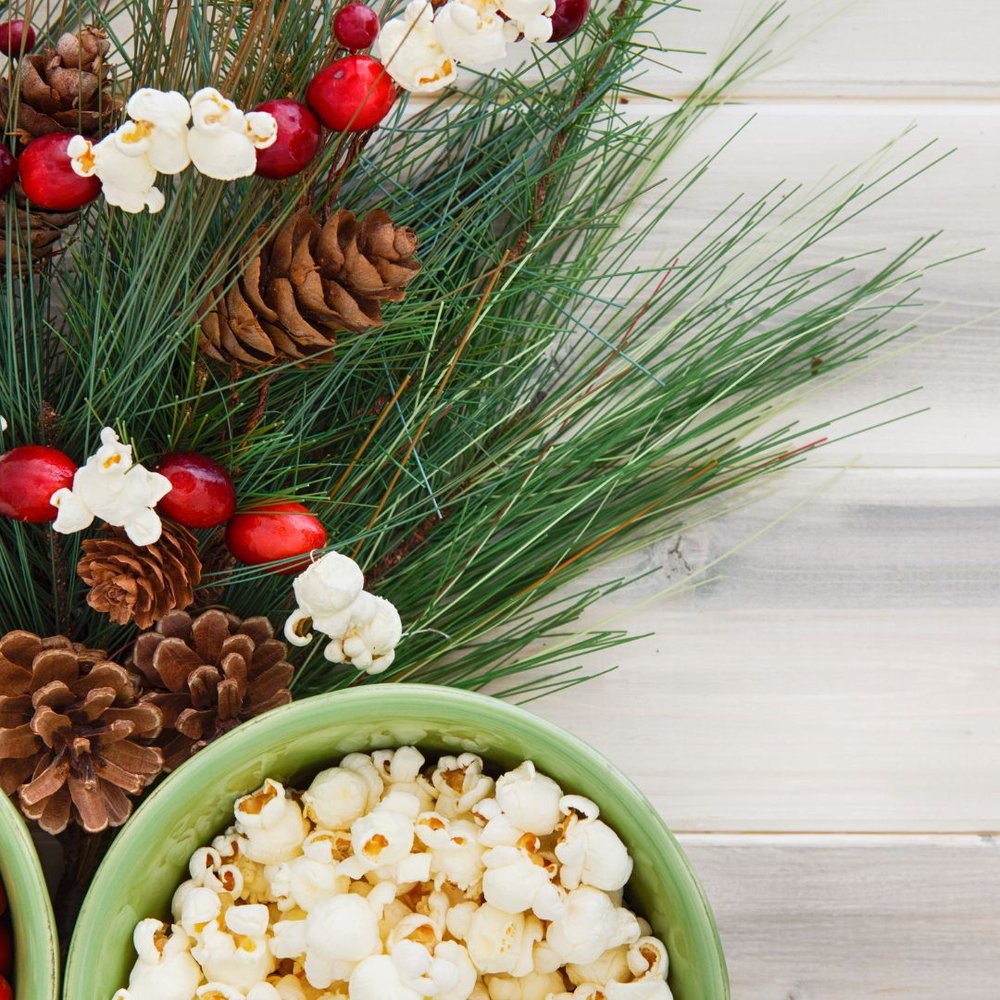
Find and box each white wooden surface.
[524,2,1000,996]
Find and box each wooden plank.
[678,834,1000,999]
[530,609,1000,833]
[624,103,1000,466]
[515,469,1000,833]
[648,0,1000,100]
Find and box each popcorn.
[123,88,193,175]
[303,896,381,983]
[190,919,274,991]
[51,427,172,545]
[187,88,277,180]
[494,761,563,835]
[481,837,564,920]
[284,552,403,675]
[434,0,509,68]
[484,970,568,999]
[546,888,641,966]
[112,920,201,1000]
[555,795,633,892]
[302,763,383,829]
[464,903,542,976]
[498,0,555,43]
[117,752,668,1000]
[431,753,494,818]
[375,0,457,95]
[233,779,308,865]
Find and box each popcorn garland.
[68,88,278,215]
[375,0,556,95]
[0,425,404,674]
[114,748,671,1000]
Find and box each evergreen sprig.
[0,0,947,697]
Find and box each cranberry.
[225,501,328,574]
[0,445,78,523]
[155,452,238,529]
[0,145,16,197]
[18,134,101,211]
[253,99,322,180]
[549,0,591,42]
[306,55,396,133]
[0,921,9,978]
[0,19,36,57]
[334,4,380,50]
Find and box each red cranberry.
[155,452,238,529]
[306,55,396,133]
[334,4,380,50]
[0,445,78,523]
[18,134,101,211]
[0,19,36,57]
[225,501,328,574]
[253,99,322,180]
[0,145,16,197]
[0,921,9,978]
[549,0,591,42]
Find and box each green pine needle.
[0,0,947,700]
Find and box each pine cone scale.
[0,724,38,758]
[20,758,70,807]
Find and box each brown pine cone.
[0,27,116,142]
[199,208,420,366]
[78,520,202,630]
[0,630,163,834]
[131,609,294,770]
[0,183,80,271]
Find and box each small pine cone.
[131,609,294,771]
[78,521,202,630]
[199,208,420,366]
[0,183,79,271]
[0,27,116,143]
[0,630,163,834]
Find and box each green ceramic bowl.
[0,791,59,1000]
[66,686,728,999]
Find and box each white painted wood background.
[522,2,1000,996]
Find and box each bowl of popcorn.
[0,787,59,999]
[64,685,728,999]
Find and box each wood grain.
[654,0,1000,100]
[680,834,1000,999]
[518,468,1000,833]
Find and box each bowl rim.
[66,684,729,997]
[0,788,60,1000]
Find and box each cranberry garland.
[0,4,592,207]
[0,438,328,576]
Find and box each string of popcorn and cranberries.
[0,0,591,212]
[114,748,671,1000]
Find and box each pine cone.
[199,208,420,366]
[0,27,116,143]
[131,609,294,770]
[0,183,79,271]
[0,631,163,834]
[78,521,202,630]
